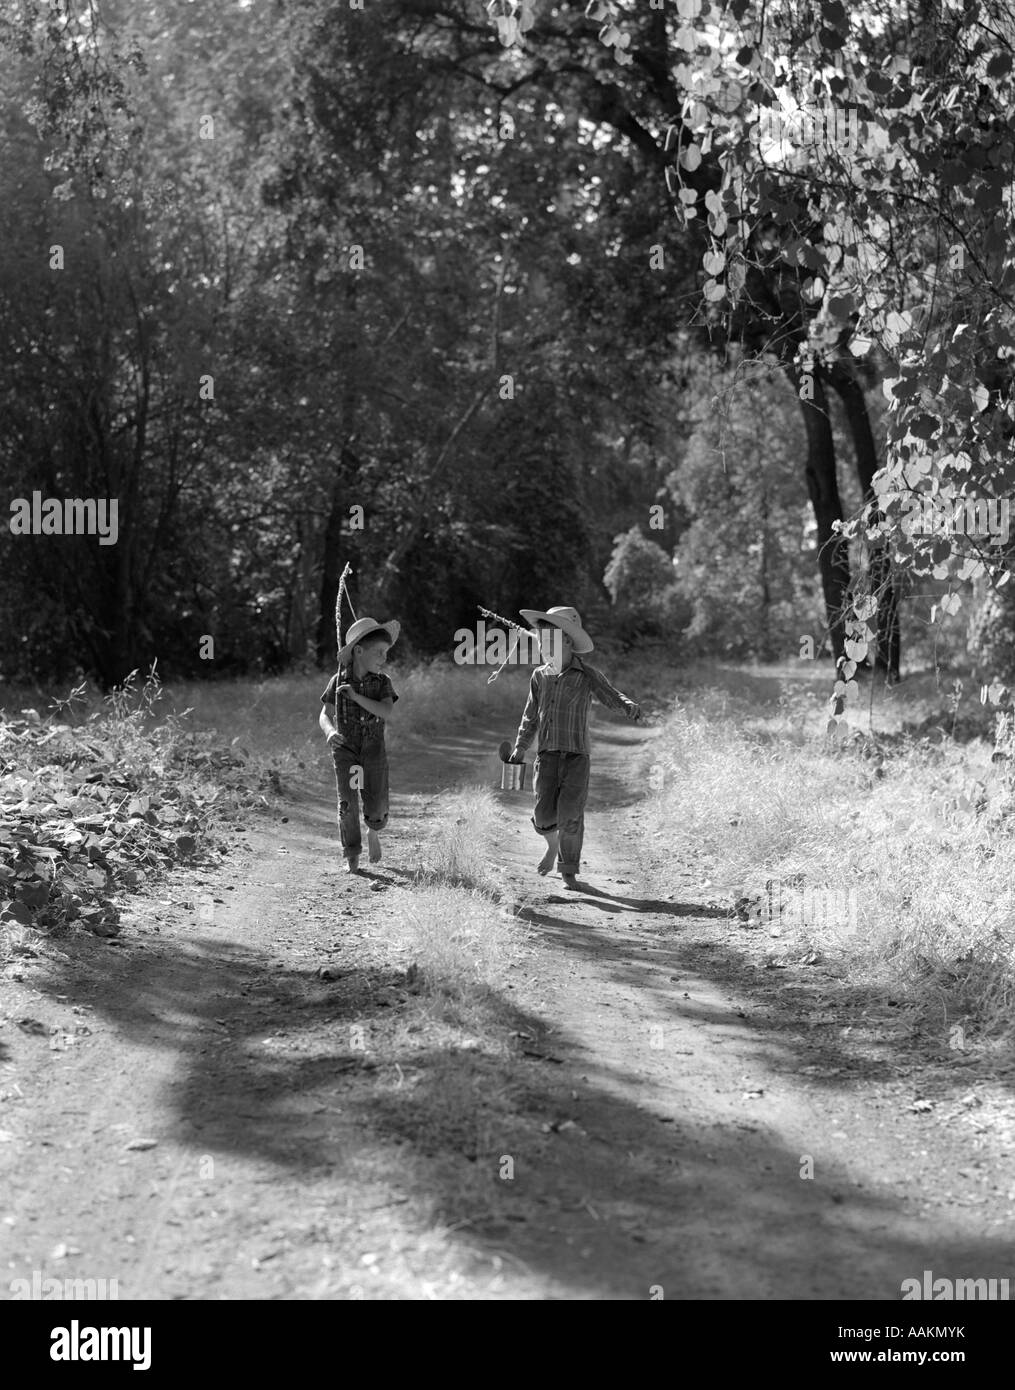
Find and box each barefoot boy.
[319,617,400,873]
[508,606,641,890]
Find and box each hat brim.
[337,619,400,666]
[519,609,594,654]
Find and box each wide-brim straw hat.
[338,616,400,666]
[519,605,594,654]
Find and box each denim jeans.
[532,750,590,876]
[331,736,389,861]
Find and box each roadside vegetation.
[10,653,1014,1051]
[649,662,1015,1046]
[0,667,278,958]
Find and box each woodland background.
[0,0,1012,688]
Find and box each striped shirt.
[514,655,638,756]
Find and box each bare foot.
[536,831,559,875]
[367,829,382,864]
[561,873,579,891]
[345,855,360,874]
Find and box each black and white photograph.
[2,0,1015,1344]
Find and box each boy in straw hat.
[319,617,400,873]
[508,606,641,890]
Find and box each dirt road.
[3,709,1015,1299]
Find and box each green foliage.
[568,0,1015,631]
[0,2,301,682]
[0,667,272,943]
[604,525,673,607]
[968,571,1015,684]
[485,1,1015,678]
[664,368,824,657]
[602,525,685,644]
[1,0,698,681]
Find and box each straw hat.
[337,617,400,666]
[519,605,594,654]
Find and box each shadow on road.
[18,712,1015,1298]
[571,883,728,919]
[27,793,1015,1300]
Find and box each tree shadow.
[570,883,727,918]
[503,897,1015,1094]
[21,877,1015,1299]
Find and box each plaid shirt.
[321,668,398,746]
[514,655,638,756]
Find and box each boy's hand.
[335,683,353,697]
[629,703,642,722]
[509,745,524,763]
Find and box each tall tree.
[522,0,1015,675]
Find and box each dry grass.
[390,786,522,1005]
[148,659,532,767]
[387,662,530,746]
[650,668,1015,1042]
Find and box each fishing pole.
[477,604,533,683]
[335,562,358,721]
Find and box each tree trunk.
[786,360,850,663]
[759,472,772,652]
[287,518,309,665]
[828,360,901,680]
[969,550,1015,684]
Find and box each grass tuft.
[389,786,521,1006]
